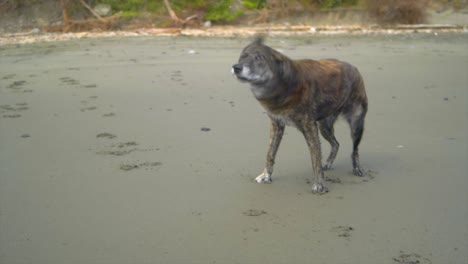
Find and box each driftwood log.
[163,0,198,27]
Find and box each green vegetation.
[98,0,162,12]
[205,0,244,23]
[2,0,465,27]
[1,0,39,8]
[364,0,429,24]
[86,0,460,25]
[318,0,359,9]
[242,0,266,9]
[93,0,359,23]
[98,0,204,13]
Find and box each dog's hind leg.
[319,114,339,171]
[256,120,285,183]
[345,102,367,176]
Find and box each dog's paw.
[353,167,367,176]
[255,172,272,183]
[322,163,333,171]
[311,183,329,194]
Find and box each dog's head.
[232,36,295,95]
[232,36,281,85]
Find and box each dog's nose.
[232,64,242,74]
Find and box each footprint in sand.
[102,112,116,117]
[120,162,163,171]
[80,106,97,112]
[1,103,29,118]
[243,209,267,217]
[331,226,354,240]
[96,141,138,156]
[96,133,116,139]
[3,114,21,118]
[95,138,161,171]
[325,176,342,184]
[7,80,26,89]
[59,77,80,86]
[392,251,431,264]
[170,70,184,82]
[6,80,30,93]
[2,74,17,80]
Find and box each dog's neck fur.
[250,57,300,107]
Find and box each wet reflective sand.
[1,34,467,264]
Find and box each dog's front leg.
[256,120,285,183]
[302,120,329,194]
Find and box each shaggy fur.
[233,36,368,193]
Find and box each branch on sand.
[163,0,198,27]
[57,0,117,32]
[79,0,107,23]
[60,0,70,32]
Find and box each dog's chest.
[268,113,297,127]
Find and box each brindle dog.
[232,36,368,194]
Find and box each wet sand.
[0,34,467,264]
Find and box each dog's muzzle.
[232,64,242,74]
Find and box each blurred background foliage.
[1,0,467,25]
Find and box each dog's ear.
[274,52,296,85]
[251,34,265,46]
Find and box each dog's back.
[293,58,367,121]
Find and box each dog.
[232,36,368,193]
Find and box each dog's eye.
[254,54,264,61]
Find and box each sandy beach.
[1,33,467,264]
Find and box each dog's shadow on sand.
[325,168,378,185]
[318,149,400,186]
[298,169,377,187]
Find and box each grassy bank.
[0,0,466,33]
